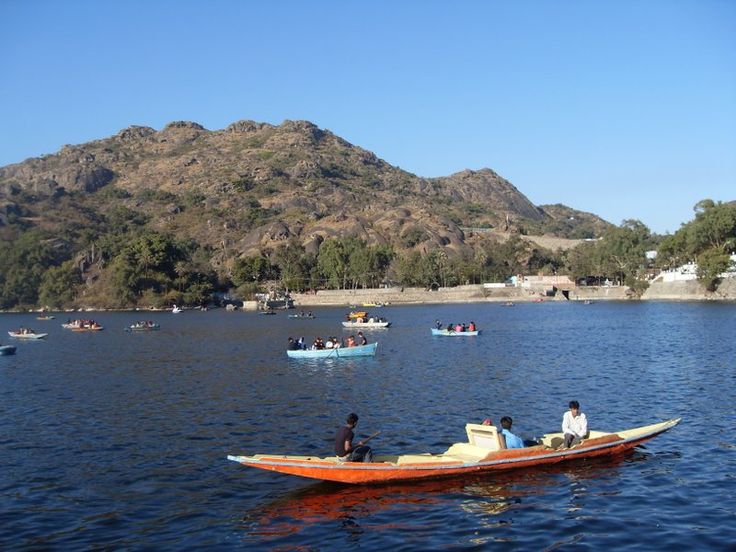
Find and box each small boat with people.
[8,329,48,339]
[287,341,378,359]
[362,302,387,307]
[62,319,103,331]
[288,311,315,319]
[343,312,391,328]
[0,344,17,355]
[126,321,161,332]
[431,328,480,336]
[431,321,479,336]
[228,418,680,485]
[36,315,55,320]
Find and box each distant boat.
[172,305,182,314]
[36,315,55,320]
[259,310,277,315]
[72,325,104,332]
[228,418,681,485]
[62,319,102,330]
[347,311,369,319]
[126,321,160,332]
[342,320,391,329]
[287,342,378,359]
[8,331,48,339]
[431,328,480,336]
[288,313,315,319]
[0,344,17,355]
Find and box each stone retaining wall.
[290,278,735,307]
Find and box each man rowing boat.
[335,413,378,462]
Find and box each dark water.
[1,302,734,549]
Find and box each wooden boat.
[431,328,480,336]
[0,345,17,355]
[342,320,391,328]
[8,331,48,339]
[126,322,160,332]
[228,418,680,485]
[287,342,378,359]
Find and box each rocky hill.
[0,119,612,266]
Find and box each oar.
[359,430,381,446]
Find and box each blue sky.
[1,1,734,234]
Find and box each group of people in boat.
[334,400,589,463]
[435,320,477,332]
[14,327,37,335]
[131,320,158,329]
[64,318,102,329]
[288,332,369,350]
[345,314,387,324]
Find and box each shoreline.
[1,280,734,313]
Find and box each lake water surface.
[1,302,734,549]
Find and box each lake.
[1,302,734,549]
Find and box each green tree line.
[0,199,733,309]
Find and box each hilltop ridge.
[0,119,612,264]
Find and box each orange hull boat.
[228,418,680,485]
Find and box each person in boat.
[287,337,299,351]
[313,337,325,350]
[330,336,340,348]
[446,323,454,332]
[297,337,306,350]
[468,321,476,332]
[325,337,334,349]
[335,413,373,462]
[562,400,588,448]
[455,323,463,332]
[435,319,442,330]
[346,335,356,347]
[357,331,367,346]
[499,416,524,449]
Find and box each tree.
[38,261,82,308]
[696,248,732,291]
[272,240,310,291]
[317,238,353,289]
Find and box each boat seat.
[442,442,495,462]
[465,423,504,451]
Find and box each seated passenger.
[468,321,476,331]
[562,400,588,448]
[325,337,334,349]
[499,416,524,449]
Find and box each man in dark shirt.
[334,413,373,462]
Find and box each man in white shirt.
[562,400,588,448]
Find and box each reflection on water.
[239,452,648,544]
